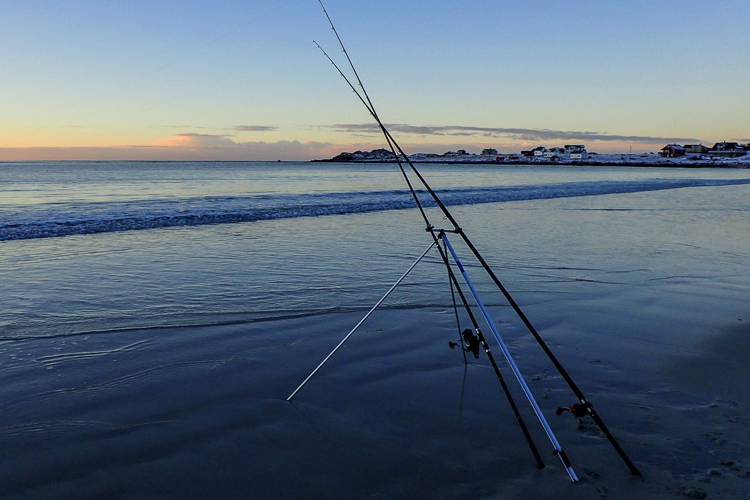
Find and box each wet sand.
[2,281,749,499]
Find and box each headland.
[315,143,750,168]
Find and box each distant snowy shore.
[315,148,750,168]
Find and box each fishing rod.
[314,1,640,478]
[314,30,548,468]
[314,30,552,473]
[316,29,549,468]
[316,0,568,476]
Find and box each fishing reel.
[448,328,480,359]
[555,402,592,418]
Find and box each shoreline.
[312,158,750,168]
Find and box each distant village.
[319,141,750,167]
[653,142,748,158]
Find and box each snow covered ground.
[322,149,750,167]
[408,152,750,167]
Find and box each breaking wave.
[2,178,749,241]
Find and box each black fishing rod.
[314,1,640,478]
[316,33,554,473]
[315,9,559,476]
[393,115,641,477]
[316,8,549,469]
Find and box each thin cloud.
[234,125,278,132]
[325,123,700,144]
[150,133,236,147]
[144,133,334,159]
[0,134,335,161]
[163,125,211,129]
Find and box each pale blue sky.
[2,0,748,160]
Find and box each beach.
[1,161,749,499]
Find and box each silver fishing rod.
[440,233,578,482]
[287,240,436,401]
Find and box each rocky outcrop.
[327,148,394,162]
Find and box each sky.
[2,0,749,161]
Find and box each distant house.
[684,144,709,154]
[708,142,746,157]
[659,144,686,157]
[532,146,547,156]
[564,144,588,160]
[521,150,534,157]
[543,148,565,159]
[564,145,585,153]
[443,149,469,156]
[481,148,498,156]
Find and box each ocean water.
[2,161,749,340]
[1,161,750,498]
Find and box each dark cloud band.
[325,123,699,144]
[234,125,278,132]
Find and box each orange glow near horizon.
[0,133,695,162]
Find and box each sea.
[2,161,750,498]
